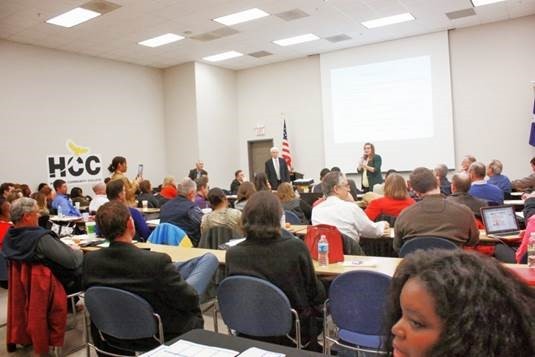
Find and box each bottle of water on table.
[318,235,329,266]
[57,205,63,218]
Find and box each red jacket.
[7,261,67,354]
[365,196,415,221]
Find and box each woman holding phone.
[108,156,142,206]
[357,142,383,192]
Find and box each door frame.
[247,138,274,180]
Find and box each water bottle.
[57,205,63,218]
[528,232,535,268]
[280,213,286,228]
[318,235,329,266]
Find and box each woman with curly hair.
[384,249,535,357]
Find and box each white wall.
[195,62,239,189]
[449,15,535,178]
[237,56,325,181]
[163,62,198,183]
[0,40,167,194]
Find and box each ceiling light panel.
[46,8,101,28]
[203,51,243,62]
[471,0,506,6]
[273,33,320,46]
[138,33,184,47]
[213,8,269,26]
[362,13,415,29]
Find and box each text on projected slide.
[330,56,433,143]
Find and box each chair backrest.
[399,236,458,257]
[284,210,301,225]
[199,226,240,249]
[85,286,161,341]
[217,276,293,337]
[304,224,344,263]
[329,270,391,336]
[0,254,7,282]
[148,222,192,247]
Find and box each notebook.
[480,205,520,237]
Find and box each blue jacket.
[160,196,202,246]
[469,183,504,205]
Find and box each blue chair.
[148,222,192,247]
[84,286,164,356]
[324,270,391,355]
[217,276,302,349]
[399,236,458,257]
[284,210,301,225]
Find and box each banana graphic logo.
[66,140,90,156]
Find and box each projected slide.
[331,56,433,143]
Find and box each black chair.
[84,286,164,356]
[199,226,241,249]
[399,236,458,257]
[494,243,517,263]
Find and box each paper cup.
[86,221,96,238]
[142,200,148,209]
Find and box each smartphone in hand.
[137,164,144,178]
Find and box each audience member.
[70,187,90,207]
[106,180,150,241]
[384,250,535,357]
[0,197,11,248]
[434,164,451,196]
[188,161,208,181]
[1,182,14,199]
[160,176,178,199]
[276,182,311,224]
[160,178,203,246]
[89,182,109,213]
[51,179,81,217]
[2,197,83,293]
[330,166,361,200]
[230,170,245,195]
[194,176,210,209]
[446,173,487,217]
[264,147,290,189]
[373,169,398,195]
[468,162,504,204]
[511,157,535,192]
[365,174,415,222]
[38,183,55,210]
[19,184,31,197]
[459,155,476,174]
[226,191,326,351]
[201,188,242,235]
[312,172,388,242]
[234,182,256,211]
[137,180,159,208]
[487,159,512,193]
[108,156,141,206]
[253,172,271,192]
[312,168,330,194]
[84,201,218,353]
[30,192,50,229]
[394,167,479,251]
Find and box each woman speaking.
[358,142,383,192]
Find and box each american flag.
[530,96,535,146]
[282,120,293,169]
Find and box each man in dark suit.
[188,161,208,180]
[264,147,290,189]
[83,201,217,352]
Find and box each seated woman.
[30,192,50,229]
[226,191,326,351]
[201,188,242,235]
[137,180,159,208]
[253,173,271,192]
[234,182,256,211]
[276,182,311,224]
[384,249,535,357]
[70,187,90,207]
[365,173,415,222]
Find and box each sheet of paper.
[225,238,246,247]
[342,259,377,267]
[142,339,239,357]
[239,347,285,357]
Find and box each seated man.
[434,164,451,196]
[394,167,479,251]
[230,169,245,195]
[51,179,81,217]
[188,160,208,181]
[311,171,388,242]
[3,197,83,294]
[106,180,150,241]
[459,155,476,175]
[194,176,210,209]
[312,168,330,194]
[160,178,203,246]
[487,159,512,193]
[83,201,218,352]
[512,157,535,192]
[468,162,504,205]
[330,166,362,200]
[446,173,488,217]
[88,182,108,213]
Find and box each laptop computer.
[480,205,520,237]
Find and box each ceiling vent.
[275,9,309,21]
[325,34,352,43]
[81,0,121,14]
[248,51,273,58]
[190,27,239,42]
[446,8,476,20]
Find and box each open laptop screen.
[480,205,519,235]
